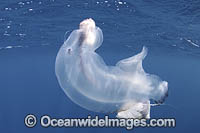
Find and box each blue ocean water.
[0,0,200,132]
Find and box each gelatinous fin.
[116,100,150,119]
[116,46,148,73]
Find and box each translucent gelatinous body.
[55,18,168,118]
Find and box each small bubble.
[18,33,26,37]
[6,46,12,49]
[18,2,25,5]
[4,31,10,36]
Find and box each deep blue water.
[0,0,200,132]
